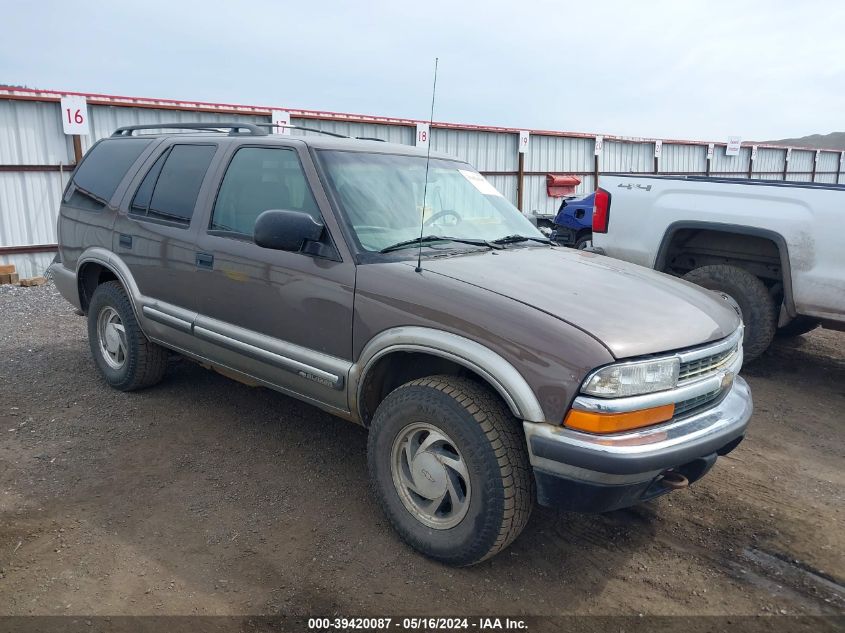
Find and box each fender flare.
[654,220,796,317]
[349,326,546,423]
[76,247,144,320]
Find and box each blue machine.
[549,192,595,248]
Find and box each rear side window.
[65,139,152,211]
[130,144,216,225]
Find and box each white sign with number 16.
[60,96,89,135]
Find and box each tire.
[776,315,820,338]
[367,375,534,566]
[574,232,593,250]
[87,281,168,391]
[683,265,776,362]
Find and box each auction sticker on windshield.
[459,169,503,197]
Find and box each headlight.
[582,357,679,398]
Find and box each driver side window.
[210,147,320,236]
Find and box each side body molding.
[350,326,546,424]
[76,247,350,410]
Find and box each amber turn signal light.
[564,403,675,434]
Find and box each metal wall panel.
[710,146,751,176]
[660,143,706,174]
[290,117,414,145]
[431,128,517,171]
[815,151,839,184]
[0,251,54,279]
[85,106,267,151]
[526,135,593,173]
[3,95,843,255]
[524,174,595,216]
[786,150,814,182]
[0,99,74,164]
[602,141,653,173]
[0,171,65,248]
[753,147,786,180]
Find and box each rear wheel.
[683,265,776,362]
[574,232,593,250]
[367,376,533,566]
[87,281,168,391]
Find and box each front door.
[192,143,355,412]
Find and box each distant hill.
[764,132,845,150]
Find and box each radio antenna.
[415,57,439,273]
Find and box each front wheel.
[683,265,776,362]
[367,376,534,566]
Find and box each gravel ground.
[0,282,843,619]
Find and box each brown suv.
[50,122,752,565]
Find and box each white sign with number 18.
[60,96,89,135]
[416,123,430,148]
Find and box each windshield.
[318,150,545,252]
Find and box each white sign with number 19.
[60,96,89,135]
[518,131,530,154]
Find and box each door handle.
[196,252,214,269]
[119,234,133,249]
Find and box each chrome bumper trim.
[524,375,752,477]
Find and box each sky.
[2,0,843,142]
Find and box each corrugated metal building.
[1,86,843,277]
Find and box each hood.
[413,247,740,359]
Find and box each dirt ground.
[0,282,843,620]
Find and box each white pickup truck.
[590,175,845,361]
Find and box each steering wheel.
[423,210,461,227]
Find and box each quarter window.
[66,138,152,211]
[130,144,216,225]
[210,147,320,236]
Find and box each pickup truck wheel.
[367,375,533,566]
[683,265,776,362]
[574,233,593,250]
[776,315,820,338]
[87,281,168,391]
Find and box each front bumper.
[523,375,752,512]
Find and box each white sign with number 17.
[60,96,89,135]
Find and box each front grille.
[674,387,723,417]
[678,344,737,381]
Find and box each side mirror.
[254,209,324,252]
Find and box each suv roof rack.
[112,122,269,137]
[254,123,348,138]
[111,122,386,143]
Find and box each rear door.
[113,140,220,349]
[191,141,355,412]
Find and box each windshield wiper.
[379,235,501,254]
[491,234,552,245]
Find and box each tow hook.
[661,471,689,490]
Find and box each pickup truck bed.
[592,174,845,360]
